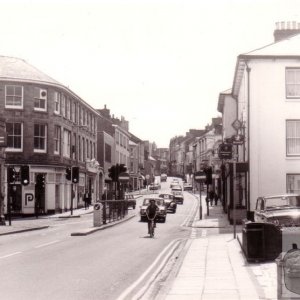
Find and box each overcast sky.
[0,0,299,147]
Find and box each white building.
[231,25,300,219]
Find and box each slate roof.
[0,55,60,85]
[241,33,300,58]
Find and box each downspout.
[245,61,252,220]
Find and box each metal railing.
[100,200,128,224]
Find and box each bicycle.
[146,212,156,238]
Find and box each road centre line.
[0,252,22,259]
[34,240,60,248]
[116,239,181,300]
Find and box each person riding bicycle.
[146,199,159,234]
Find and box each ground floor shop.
[4,164,102,216]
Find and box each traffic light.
[72,166,79,184]
[119,164,127,173]
[66,167,71,181]
[36,174,45,190]
[7,166,16,184]
[20,165,30,186]
[108,165,117,182]
[204,167,212,185]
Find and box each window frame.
[33,87,47,112]
[5,85,23,109]
[286,68,300,99]
[34,123,47,153]
[286,119,300,156]
[5,122,23,152]
[54,125,61,155]
[54,92,61,115]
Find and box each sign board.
[194,171,206,182]
[232,134,245,145]
[0,127,6,147]
[218,143,233,159]
[232,119,242,131]
[118,172,130,182]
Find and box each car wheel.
[162,218,166,223]
[133,205,136,209]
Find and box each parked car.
[158,193,177,213]
[170,179,179,188]
[183,183,193,191]
[149,182,161,190]
[173,191,184,204]
[254,194,300,226]
[124,194,136,209]
[140,197,167,222]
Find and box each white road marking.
[0,252,22,259]
[201,229,207,237]
[116,239,181,300]
[34,240,60,248]
[180,197,198,227]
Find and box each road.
[0,178,198,300]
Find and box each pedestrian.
[84,191,90,209]
[214,192,219,206]
[209,190,215,206]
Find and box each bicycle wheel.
[149,221,155,238]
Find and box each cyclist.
[146,199,159,235]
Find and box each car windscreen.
[265,196,300,209]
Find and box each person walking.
[84,191,90,209]
[209,189,215,206]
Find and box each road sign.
[118,172,130,182]
[232,119,242,131]
[94,203,101,210]
[218,143,233,159]
[232,134,245,145]
[194,171,205,182]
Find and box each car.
[173,191,184,204]
[254,194,300,226]
[160,174,167,182]
[124,194,136,209]
[171,185,182,192]
[149,183,161,190]
[183,183,193,191]
[158,193,177,213]
[140,197,167,222]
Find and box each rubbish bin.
[93,202,103,227]
[242,222,264,262]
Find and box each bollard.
[93,202,103,227]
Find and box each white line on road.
[116,239,181,300]
[180,197,198,227]
[34,240,60,248]
[0,252,22,259]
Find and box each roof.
[233,33,300,97]
[241,33,300,58]
[0,56,60,85]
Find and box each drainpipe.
[245,61,252,220]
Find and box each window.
[54,125,61,155]
[6,122,22,151]
[54,92,61,114]
[66,98,71,120]
[34,87,47,111]
[63,129,71,158]
[287,120,300,155]
[286,68,300,98]
[287,174,300,193]
[5,85,23,108]
[71,102,76,123]
[34,124,47,152]
[61,94,66,117]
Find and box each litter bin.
[93,202,103,227]
[242,222,264,262]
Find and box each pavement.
[162,195,279,300]
[0,205,136,236]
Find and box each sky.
[0,0,299,147]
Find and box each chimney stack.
[274,21,300,42]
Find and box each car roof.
[259,194,300,199]
[159,193,173,196]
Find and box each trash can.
[93,202,103,227]
[263,222,282,261]
[242,222,264,262]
